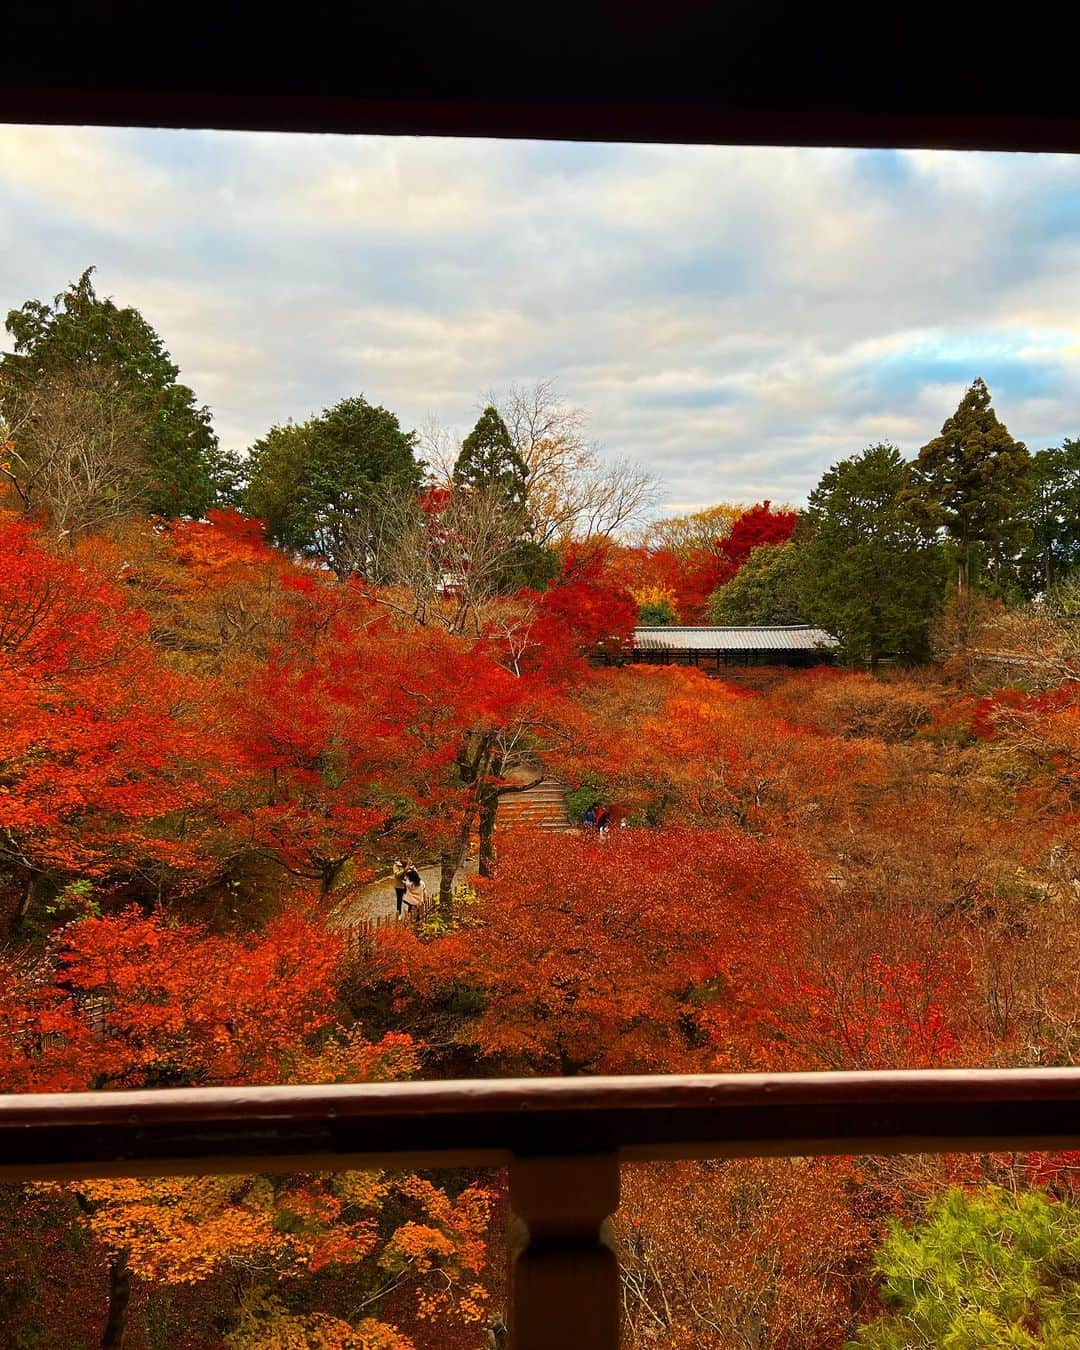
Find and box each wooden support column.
[509,1153,620,1350]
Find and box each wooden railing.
[336,895,436,954]
[2,1068,1079,1348]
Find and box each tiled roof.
[634,625,839,652]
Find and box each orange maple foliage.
[4,499,1080,1347]
[618,1157,880,1349]
[228,577,544,895]
[0,517,227,896]
[599,501,798,622]
[375,825,818,1074]
[6,905,495,1346]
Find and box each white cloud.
[0,126,172,229]
[1,128,1078,510]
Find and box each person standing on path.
[583,805,597,832]
[392,859,408,918]
[595,804,611,837]
[402,863,426,918]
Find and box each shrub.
[850,1186,1080,1348]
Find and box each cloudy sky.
[2,125,1079,513]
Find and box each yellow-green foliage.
[417,882,484,938]
[850,1187,1080,1348]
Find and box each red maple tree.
[374,825,817,1074]
[0,517,229,930]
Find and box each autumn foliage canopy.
[0,501,1078,1348]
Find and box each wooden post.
[509,1153,620,1350]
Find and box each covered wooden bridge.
[632,625,839,669]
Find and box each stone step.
[502,799,572,810]
[502,813,569,821]
[496,776,573,833]
[499,815,569,826]
[504,815,577,826]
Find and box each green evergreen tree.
[1018,437,1080,594]
[798,444,946,667]
[905,377,1032,594]
[242,420,308,544]
[450,404,554,592]
[638,596,680,626]
[0,268,218,518]
[851,1187,1080,1348]
[502,538,561,592]
[707,541,803,625]
[205,445,249,510]
[452,405,529,509]
[244,396,421,577]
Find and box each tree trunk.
[439,732,495,908]
[9,871,47,941]
[9,873,35,941]
[320,860,345,899]
[439,850,457,908]
[478,785,499,877]
[957,544,971,597]
[101,1254,131,1350]
[439,800,478,909]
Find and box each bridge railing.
[3,1067,1079,1349]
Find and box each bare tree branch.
[0,366,150,542]
[353,482,541,637]
[497,379,659,545]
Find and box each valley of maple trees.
[1,501,1077,1349]
[0,280,1078,1346]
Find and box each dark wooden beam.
[2,89,1079,153]
[2,5,1079,153]
[1,1068,1078,1182]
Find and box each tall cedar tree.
[798,444,946,666]
[453,405,530,509]
[1019,437,1080,594]
[0,269,221,518]
[452,405,558,591]
[244,396,421,578]
[906,377,1031,593]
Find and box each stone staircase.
[497,776,573,832]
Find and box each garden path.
[328,770,572,928]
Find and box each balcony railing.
[3,1068,1080,1348]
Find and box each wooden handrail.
[1,1068,1079,1180]
[3,1069,1079,1348]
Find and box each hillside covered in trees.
[1,273,1078,1348]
